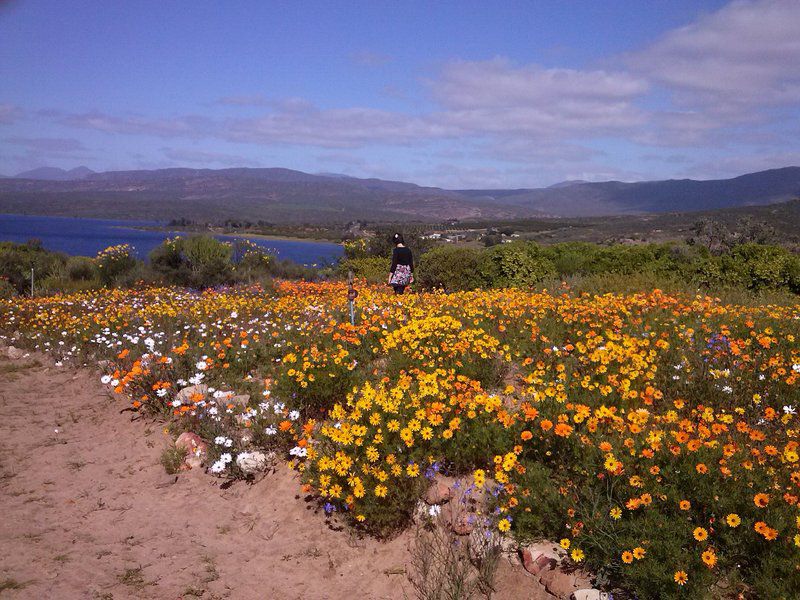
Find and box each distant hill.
[547,180,588,189]
[0,165,798,223]
[14,166,95,181]
[459,167,800,217]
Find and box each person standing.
[388,233,414,294]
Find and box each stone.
[154,474,178,489]
[175,432,207,469]
[424,480,453,505]
[235,450,274,475]
[229,394,251,407]
[7,346,25,360]
[571,590,608,600]
[521,542,561,576]
[499,536,521,567]
[175,384,208,405]
[540,569,593,598]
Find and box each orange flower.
[554,423,573,437]
[520,430,533,441]
[693,527,708,541]
[701,548,717,568]
[754,493,770,508]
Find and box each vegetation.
[415,240,800,295]
[3,281,799,599]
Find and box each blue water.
[0,214,343,266]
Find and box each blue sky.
[2,0,799,188]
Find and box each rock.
[235,450,275,475]
[7,346,25,360]
[541,569,593,598]
[229,394,251,407]
[175,432,207,469]
[521,542,561,576]
[155,474,178,489]
[175,384,208,405]
[499,536,522,567]
[424,480,453,505]
[571,590,608,600]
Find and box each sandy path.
[0,351,544,600]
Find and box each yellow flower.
[374,484,387,498]
[406,463,420,477]
[693,527,708,541]
[570,548,584,562]
[498,519,511,532]
[473,469,486,488]
[621,551,634,564]
[674,571,688,586]
[559,538,571,550]
[632,547,646,560]
[726,513,741,527]
[609,507,622,520]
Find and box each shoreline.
[129,225,342,245]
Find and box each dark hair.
[392,233,405,245]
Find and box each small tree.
[149,235,234,288]
[95,244,138,286]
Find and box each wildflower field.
[2,281,799,598]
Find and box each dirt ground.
[0,351,548,600]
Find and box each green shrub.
[160,445,188,474]
[0,240,66,295]
[338,256,388,284]
[478,242,556,288]
[150,235,234,289]
[95,244,138,286]
[417,245,482,291]
[231,239,274,285]
[0,277,17,299]
[66,256,98,282]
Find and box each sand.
[0,351,550,600]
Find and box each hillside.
[458,167,800,217]
[0,165,798,223]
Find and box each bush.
[231,239,273,285]
[417,245,483,291]
[150,235,234,289]
[338,256,388,284]
[0,240,66,295]
[0,277,17,299]
[478,242,556,288]
[66,256,98,282]
[95,244,138,286]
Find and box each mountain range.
[0,165,798,223]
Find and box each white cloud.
[630,0,800,111]
[29,1,800,185]
[434,58,648,109]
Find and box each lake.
[0,214,344,266]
